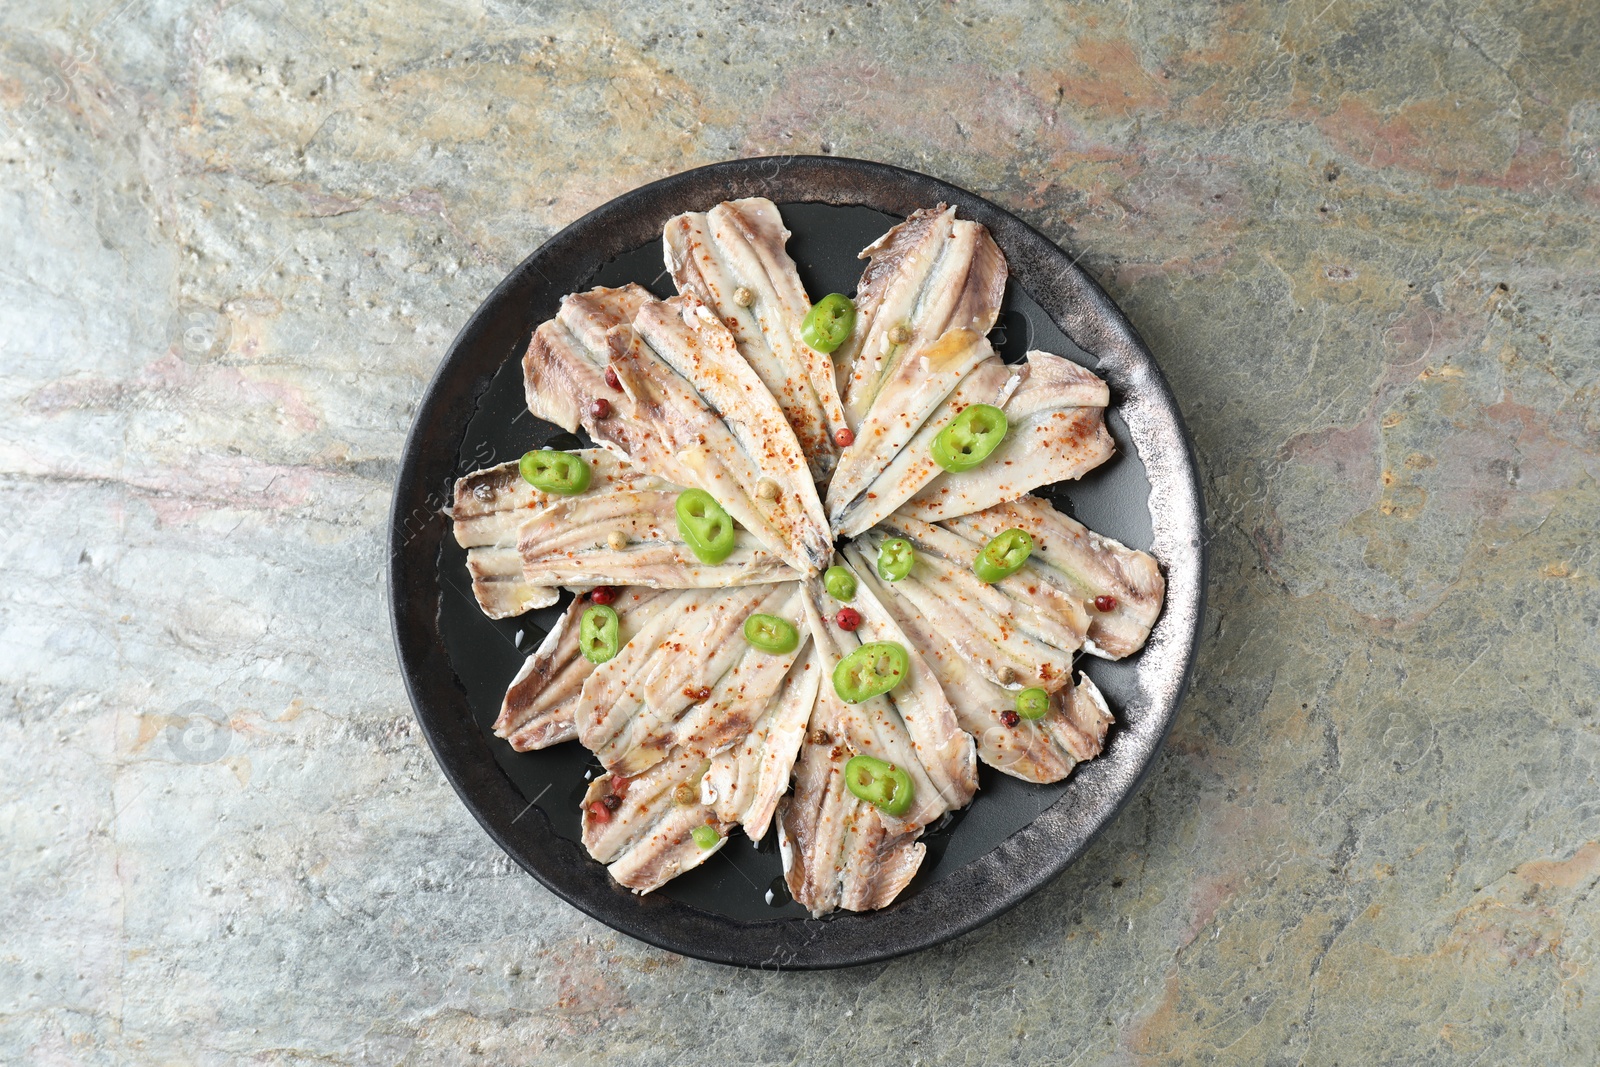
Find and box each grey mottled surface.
[3,0,1598,1063]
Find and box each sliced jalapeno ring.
[931,403,1008,473]
[519,449,593,495]
[579,604,620,664]
[743,613,799,655]
[876,537,914,582]
[833,641,910,703]
[674,488,737,564]
[973,527,1033,583]
[823,565,857,602]
[691,824,720,849]
[1016,687,1050,720]
[800,293,856,354]
[844,754,914,816]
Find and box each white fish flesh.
[829,355,1021,538]
[580,752,730,895]
[826,328,996,534]
[664,198,849,480]
[847,543,1110,783]
[703,642,821,842]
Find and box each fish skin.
[941,496,1165,660]
[452,450,668,618]
[665,198,848,479]
[905,350,1115,523]
[494,588,669,751]
[825,328,995,530]
[704,641,821,842]
[830,355,1021,538]
[515,488,798,590]
[834,206,1008,429]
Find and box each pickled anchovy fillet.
[830,355,1021,538]
[576,584,807,777]
[704,642,821,842]
[858,522,1077,692]
[848,543,1110,783]
[612,295,833,575]
[494,588,668,751]
[520,284,688,480]
[603,583,809,778]
[832,205,1008,429]
[776,679,925,917]
[940,496,1164,660]
[826,328,995,533]
[517,488,799,590]
[665,198,849,480]
[905,351,1114,523]
[452,450,668,618]
[580,752,731,895]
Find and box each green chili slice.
[844,754,914,817]
[579,604,620,664]
[674,488,737,564]
[823,565,857,602]
[800,293,856,353]
[691,824,720,849]
[1016,687,1050,720]
[519,449,592,495]
[833,641,910,703]
[930,404,1008,473]
[973,527,1033,583]
[743,613,799,655]
[876,537,914,582]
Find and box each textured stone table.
[4,0,1597,1062]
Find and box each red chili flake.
[611,774,632,798]
[585,799,612,823]
[603,365,622,391]
[834,428,855,448]
[835,607,862,631]
[589,397,612,420]
[601,793,622,812]
[1094,594,1118,612]
[999,709,1021,728]
[683,685,712,702]
[589,585,618,605]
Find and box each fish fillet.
[665,198,849,480]
[941,496,1165,659]
[905,351,1115,522]
[832,205,1008,429]
[611,296,833,575]
[516,488,799,590]
[452,450,668,618]
[494,588,669,751]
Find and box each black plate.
[388,157,1205,969]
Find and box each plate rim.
[388,155,1207,969]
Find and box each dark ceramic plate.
[389,156,1204,969]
